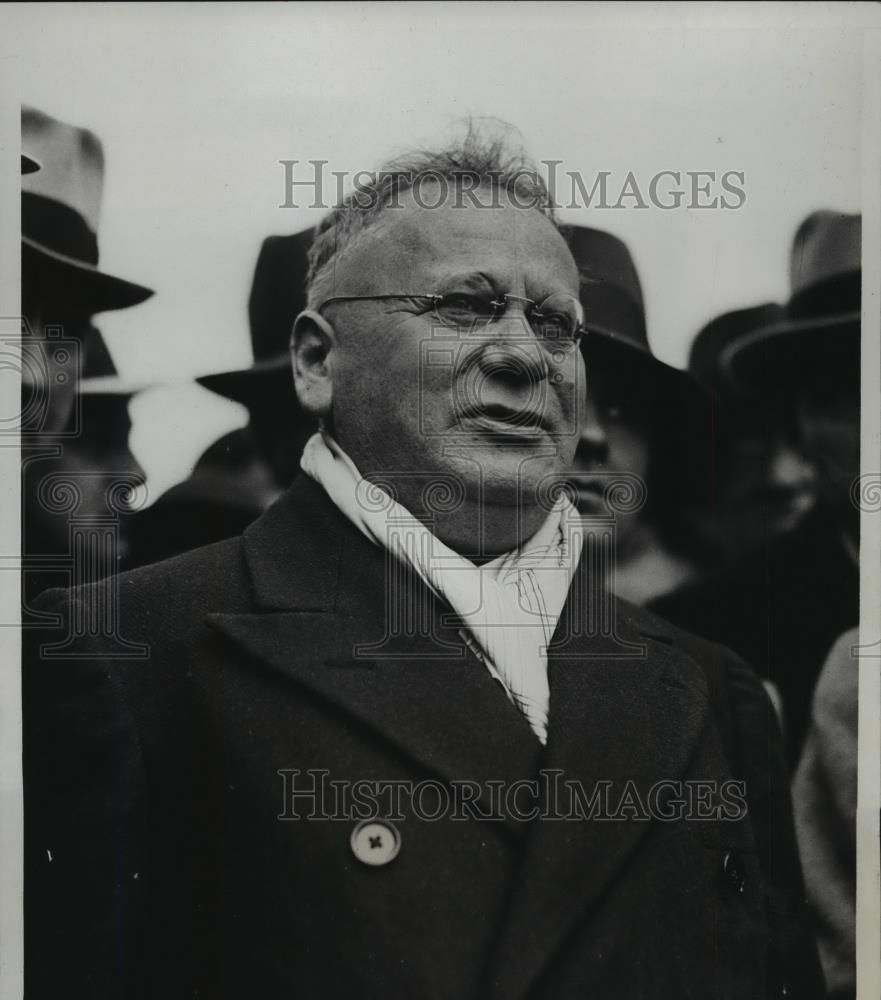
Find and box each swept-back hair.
[306,118,556,305]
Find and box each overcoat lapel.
[482,595,713,1000]
[207,476,543,829]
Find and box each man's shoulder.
[32,534,250,630]
[617,596,731,657]
[616,596,759,701]
[28,476,342,654]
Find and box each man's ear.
[291,309,336,421]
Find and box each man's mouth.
[740,485,815,516]
[457,402,549,433]
[568,478,607,511]
[765,488,816,524]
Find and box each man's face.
[718,397,817,539]
[20,290,88,437]
[796,376,860,528]
[320,186,583,511]
[569,350,653,542]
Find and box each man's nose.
[475,313,548,388]
[124,454,147,485]
[117,456,148,513]
[575,396,609,464]
[768,443,817,491]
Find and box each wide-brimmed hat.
[564,225,715,531]
[719,211,860,388]
[689,302,786,396]
[198,353,293,405]
[197,228,312,405]
[22,106,154,313]
[563,223,705,401]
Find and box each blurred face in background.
[20,276,89,437]
[569,347,653,547]
[796,362,860,536]
[19,295,147,559]
[713,392,818,547]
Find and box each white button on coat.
[350,820,401,866]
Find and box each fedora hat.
[563,223,705,401]
[689,302,786,396]
[197,229,312,405]
[22,106,153,313]
[720,211,860,387]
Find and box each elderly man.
[24,135,822,999]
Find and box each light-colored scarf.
[300,432,583,744]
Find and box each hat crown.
[22,106,104,232]
[248,230,312,362]
[789,210,860,296]
[689,302,784,390]
[563,224,648,353]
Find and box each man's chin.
[468,457,565,511]
[402,439,570,518]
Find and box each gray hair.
[306,120,557,306]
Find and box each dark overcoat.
[23,476,824,999]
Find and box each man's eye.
[435,293,494,327]
[534,311,574,341]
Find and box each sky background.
[3,2,867,500]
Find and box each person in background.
[565,225,712,605]
[793,626,859,1000]
[21,106,153,606]
[687,302,818,564]
[74,333,146,495]
[124,229,315,568]
[58,328,148,562]
[653,210,861,771]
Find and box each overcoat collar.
[240,473,346,612]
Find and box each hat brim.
[197,355,293,406]
[22,237,154,312]
[720,311,860,388]
[78,375,156,397]
[584,327,707,404]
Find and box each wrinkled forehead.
[338,184,578,296]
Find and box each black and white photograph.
[1,3,880,998]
